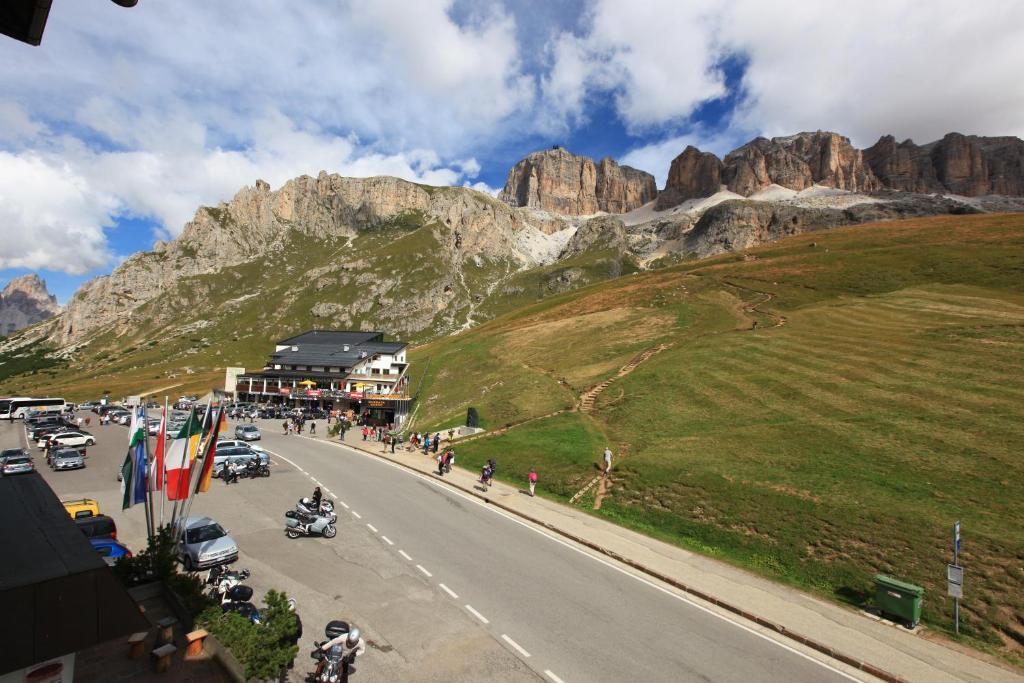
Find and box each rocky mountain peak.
[498,147,656,216]
[0,274,61,336]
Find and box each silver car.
[51,448,85,471]
[234,424,261,441]
[2,453,34,476]
[177,516,239,570]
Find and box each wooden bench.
[185,629,209,659]
[127,631,148,659]
[151,643,177,672]
[155,616,178,644]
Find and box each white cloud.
[620,129,743,188]
[0,152,117,274]
[554,0,1024,146]
[464,181,499,196]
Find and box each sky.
[2,0,1023,303]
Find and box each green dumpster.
[873,574,924,627]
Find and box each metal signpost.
[948,521,962,634]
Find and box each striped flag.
[149,407,166,491]
[195,407,228,494]
[165,408,203,500]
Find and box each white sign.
[947,563,964,598]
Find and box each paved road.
[7,415,860,682]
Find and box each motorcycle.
[217,584,261,624]
[297,497,334,515]
[242,458,270,478]
[207,566,251,601]
[285,509,338,539]
[311,621,356,682]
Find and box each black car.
[75,513,118,540]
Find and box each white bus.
[1,397,67,420]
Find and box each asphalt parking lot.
[2,413,534,682]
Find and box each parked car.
[29,423,75,441]
[234,424,261,441]
[63,498,100,519]
[211,447,269,477]
[78,400,102,410]
[216,439,266,453]
[90,538,132,565]
[47,431,95,448]
[177,516,238,570]
[51,448,86,471]
[2,453,34,476]
[0,447,27,466]
[147,419,161,436]
[76,513,117,539]
[112,412,133,425]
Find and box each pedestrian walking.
[310,421,316,435]
[603,446,613,475]
[390,435,396,453]
[528,468,538,496]
[432,434,440,454]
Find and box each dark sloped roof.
[0,472,148,674]
[276,330,382,346]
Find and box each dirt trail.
[578,343,673,413]
[721,280,788,329]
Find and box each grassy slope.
[410,213,1024,660]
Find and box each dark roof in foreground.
[0,472,147,674]
[276,330,384,346]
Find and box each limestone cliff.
[498,147,656,215]
[0,275,60,336]
[55,174,570,345]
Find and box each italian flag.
[148,408,166,491]
[165,408,203,500]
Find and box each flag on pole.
[121,407,148,510]
[149,407,166,491]
[196,407,228,493]
[165,408,203,500]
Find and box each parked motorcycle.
[206,565,251,600]
[242,457,270,478]
[297,497,334,515]
[216,584,261,624]
[285,509,338,539]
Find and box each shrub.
[199,589,299,680]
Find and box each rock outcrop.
[865,133,1024,197]
[722,132,881,197]
[0,275,60,336]
[498,147,656,215]
[658,131,1024,210]
[655,146,724,209]
[54,175,574,344]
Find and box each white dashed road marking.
[350,510,362,519]
[501,634,531,658]
[329,492,338,500]
[544,670,566,683]
[398,550,412,561]
[380,535,394,546]
[366,523,378,533]
[338,500,349,508]
[465,604,489,624]
[439,583,458,599]
[416,564,432,577]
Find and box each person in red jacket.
[528,468,538,497]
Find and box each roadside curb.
[312,434,906,683]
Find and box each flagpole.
[170,405,196,535]
[178,404,220,530]
[138,402,155,543]
[159,396,168,529]
[176,404,212,534]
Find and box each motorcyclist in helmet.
[315,626,366,677]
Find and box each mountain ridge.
[0,274,61,336]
